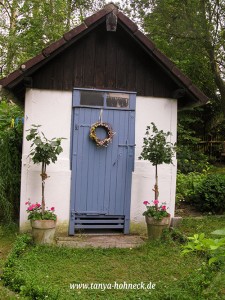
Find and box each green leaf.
[208,257,219,265]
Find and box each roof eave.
[0,3,208,107]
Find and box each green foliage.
[169,228,188,244]
[0,101,23,223]
[177,147,210,174]
[26,125,65,216]
[143,201,169,220]
[139,122,175,166]
[176,172,207,204]
[0,0,106,76]
[2,218,225,299]
[3,234,32,292]
[139,122,175,202]
[26,125,64,166]
[129,0,225,164]
[25,201,56,221]
[181,233,225,265]
[2,238,204,300]
[2,234,59,298]
[192,174,225,214]
[136,0,224,106]
[176,110,211,174]
[4,234,32,268]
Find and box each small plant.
[139,122,175,208]
[26,125,64,218]
[143,200,169,220]
[25,201,56,221]
[181,233,225,265]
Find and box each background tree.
[0,0,106,76]
[123,0,225,167]
[127,0,224,111]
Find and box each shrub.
[0,101,23,223]
[177,147,211,174]
[192,174,225,214]
[176,172,206,204]
[176,116,211,174]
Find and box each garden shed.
[0,3,208,235]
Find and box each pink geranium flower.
[25,201,56,221]
[143,201,150,205]
[143,199,169,220]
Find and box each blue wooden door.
[69,89,136,235]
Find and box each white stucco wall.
[130,96,177,223]
[20,89,177,233]
[20,89,72,231]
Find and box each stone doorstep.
[56,235,145,249]
[170,217,183,228]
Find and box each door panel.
[69,89,136,234]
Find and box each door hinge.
[71,210,75,219]
[118,144,136,147]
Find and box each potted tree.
[26,125,64,244]
[139,122,175,239]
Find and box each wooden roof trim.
[116,15,208,104]
[63,23,87,42]
[0,4,116,88]
[20,53,46,72]
[0,3,208,104]
[117,12,138,33]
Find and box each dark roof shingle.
[0,3,208,105]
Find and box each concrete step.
[56,235,145,248]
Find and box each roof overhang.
[0,3,208,108]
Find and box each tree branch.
[0,1,11,20]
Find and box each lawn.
[1,216,225,300]
[0,225,23,299]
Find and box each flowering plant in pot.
[25,201,56,220]
[143,200,169,221]
[139,123,175,239]
[26,125,64,244]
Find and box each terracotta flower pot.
[145,215,171,240]
[31,219,56,244]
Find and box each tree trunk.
[41,162,47,215]
[154,164,159,209]
[200,0,225,115]
[5,0,18,74]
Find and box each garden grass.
[179,215,225,236]
[0,225,25,299]
[2,216,225,299]
[3,241,203,299]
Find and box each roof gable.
[0,3,208,108]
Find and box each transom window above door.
[74,88,136,110]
